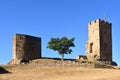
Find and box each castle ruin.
[10,34,41,64]
[86,19,112,62]
[9,19,114,66]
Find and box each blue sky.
[0,0,120,65]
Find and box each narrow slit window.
[90,43,93,53]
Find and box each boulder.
[0,66,9,74]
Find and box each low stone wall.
[28,60,94,68]
[10,58,114,68]
[25,59,114,69]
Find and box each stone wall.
[10,34,41,64]
[86,19,112,61]
[25,59,114,68]
[28,59,95,68]
[99,21,112,61]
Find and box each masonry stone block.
[10,34,41,64]
[86,19,112,61]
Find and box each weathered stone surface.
[28,59,95,68]
[9,34,41,64]
[86,19,112,61]
[24,59,114,68]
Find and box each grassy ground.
[0,64,120,80]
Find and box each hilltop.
[0,58,120,80]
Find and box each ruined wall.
[86,19,100,61]
[10,34,41,64]
[86,19,112,61]
[99,21,112,61]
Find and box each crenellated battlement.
[89,19,112,26]
[86,19,112,61]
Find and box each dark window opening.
[90,43,93,53]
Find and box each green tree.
[47,37,75,61]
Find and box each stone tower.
[10,34,41,64]
[86,19,112,61]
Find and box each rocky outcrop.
[0,66,9,74]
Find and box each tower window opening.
[90,43,93,53]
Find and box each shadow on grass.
[0,66,11,74]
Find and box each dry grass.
[0,64,120,80]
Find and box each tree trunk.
[61,54,64,61]
[60,54,64,67]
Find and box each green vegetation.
[47,37,75,61]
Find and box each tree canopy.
[47,37,75,61]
